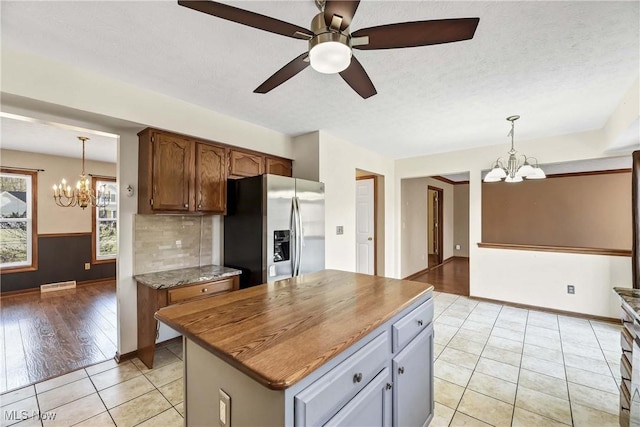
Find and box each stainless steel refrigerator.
[224,174,325,288]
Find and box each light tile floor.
[0,292,624,427]
[430,291,622,427]
[0,342,184,427]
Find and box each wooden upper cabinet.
[265,157,293,177]
[228,149,264,178]
[152,133,193,212]
[196,143,226,214]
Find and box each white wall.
[292,132,320,181]
[395,127,634,318]
[317,131,396,276]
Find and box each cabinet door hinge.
[150,198,154,206]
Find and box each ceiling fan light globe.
[309,41,352,74]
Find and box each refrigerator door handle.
[290,197,297,276]
[294,196,303,276]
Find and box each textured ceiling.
[1,1,638,159]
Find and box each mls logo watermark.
[4,410,57,421]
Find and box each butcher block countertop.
[155,269,433,390]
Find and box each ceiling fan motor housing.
[308,12,352,74]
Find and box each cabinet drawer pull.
[386,382,393,390]
[398,366,405,374]
[198,203,202,208]
[353,373,363,383]
[417,320,423,326]
[184,203,188,208]
[201,288,208,293]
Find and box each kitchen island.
[155,269,434,427]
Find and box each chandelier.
[52,136,111,209]
[483,115,546,183]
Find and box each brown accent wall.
[0,234,115,292]
[482,172,632,250]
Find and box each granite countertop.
[614,287,640,320]
[134,265,242,289]
[155,269,433,390]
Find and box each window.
[91,176,117,263]
[0,168,38,271]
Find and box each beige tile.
[434,359,473,387]
[518,369,568,400]
[524,333,562,351]
[90,362,142,391]
[108,390,171,427]
[515,385,572,424]
[563,353,611,376]
[494,319,526,333]
[521,355,565,380]
[174,402,185,417]
[166,342,183,360]
[98,375,155,409]
[131,348,181,374]
[85,359,119,377]
[512,407,569,426]
[527,324,561,340]
[447,335,485,355]
[474,357,519,383]
[35,370,87,394]
[481,345,521,367]
[567,382,618,416]
[561,341,606,361]
[144,361,183,388]
[486,335,523,353]
[450,411,492,426]
[37,378,96,412]
[571,402,619,427]
[565,366,618,394]
[457,389,513,426]
[0,386,35,406]
[1,396,39,427]
[136,408,183,427]
[434,324,459,346]
[72,411,115,427]
[434,343,445,359]
[522,343,564,364]
[9,417,42,427]
[41,393,106,427]
[467,371,516,404]
[460,320,493,335]
[465,314,496,326]
[430,402,455,427]
[452,328,490,345]
[434,377,465,409]
[436,314,465,328]
[438,347,479,370]
[490,326,525,342]
[158,378,183,406]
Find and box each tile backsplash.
[134,215,214,275]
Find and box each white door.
[356,178,375,274]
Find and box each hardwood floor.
[0,281,116,393]
[412,257,469,296]
[427,253,440,268]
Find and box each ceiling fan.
[178,0,480,99]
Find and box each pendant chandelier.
[484,115,546,183]
[52,136,111,210]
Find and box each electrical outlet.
[219,389,231,427]
[336,226,344,235]
[455,244,461,250]
[567,285,575,294]
[84,263,91,270]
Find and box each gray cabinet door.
[392,324,434,427]
[324,368,392,427]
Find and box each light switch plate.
[219,389,231,427]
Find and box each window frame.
[0,167,38,273]
[91,176,117,264]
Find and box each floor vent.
[41,280,77,293]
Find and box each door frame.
[356,175,377,275]
[427,185,444,266]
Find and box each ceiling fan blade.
[178,1,314,40]
[351,18,480,50]
[324,0,360,31]
[254,52,310,94]
[339,56,377,99]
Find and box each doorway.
[427,186,443,268]
[356,176,376,274]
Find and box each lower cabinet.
[325,368,392,427]
[393,325,434,427]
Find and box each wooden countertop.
[155,269,433,390]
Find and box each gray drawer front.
[295,331,389,426]
[392,299,434,352]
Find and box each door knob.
[353,373,363,383]
[367,237,373,241]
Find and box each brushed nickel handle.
[184,203,188,208]
[367,237,373,241]
[386,383,393,390]
[198,204,202,208]
[417,320,424,326]
[353,373,363,383]
[398,366,405,374]
[201,288,208,293]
